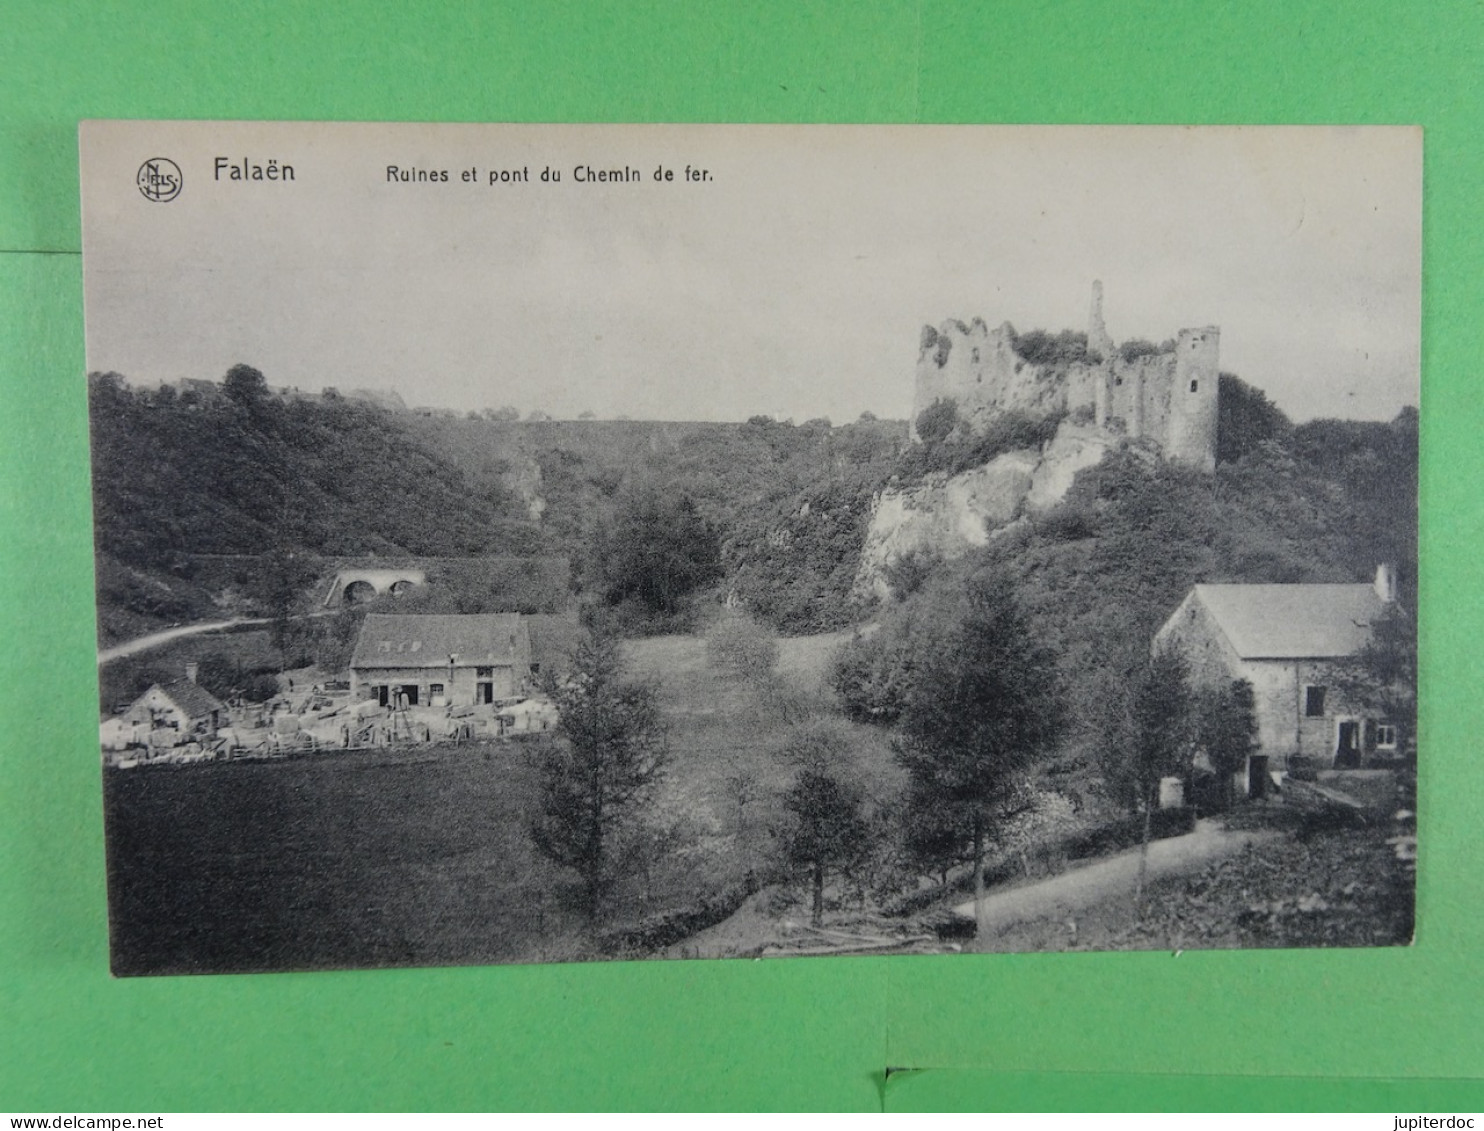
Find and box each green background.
[2,0,1480,1112]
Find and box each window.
[1376,723,1398,749]
[429,683,444,698]
[1304,685,1327,717]
[476,666,493,677]
[1189,379,1199,392]
[530,662,541,675]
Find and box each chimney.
[184,661,200,684]
[1373,563,1398,604]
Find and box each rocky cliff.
[853,421,1122,600]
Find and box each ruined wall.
[912,285,1218,470]
[913,320,1098,437]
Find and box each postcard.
[81,122,1419,974]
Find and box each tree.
[528,630,669,920]
[830,622,916,725]
[722,768,762,891]
[914,397,959,445]
[251,546,316,660]
[775,723,870,926]
[780,767,869,926]
[1217,373,1291,464]
[1094,646,1193,901]
[704,611,779,686]
[1332,601,1417,758]
[597,489,722,623]
[1193,679,1258,810]
[223,363,269,408]
[895,566,1064,932]
[899,784,972,888]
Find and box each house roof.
[350,613,527,669]
[148,678,225,720]
[1190,584,1387,660]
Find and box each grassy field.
[103,630,900,973]
[623,632,904,884]
[104,743,586,974]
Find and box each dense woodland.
[90,359,1416,653]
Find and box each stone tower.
[1087,279,1115,363]
[1166,326,1220,470]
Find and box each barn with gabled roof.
[349,613,532,708]
[1154,565,1405,794]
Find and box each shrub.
[704,612,780,684]
[595,885,751,956]
[882,548,942,598]
[898,409,1062,480]
[1037,501,1097,542]
[1012,328,1089,366]
[830,628,914,725]
[1118,338,1166,363]
[915,398,959,445]
[242,672,281,703]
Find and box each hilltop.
[88,355,1414,665]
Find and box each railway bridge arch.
[324,567,427,607]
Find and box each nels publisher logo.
[136,157,183,202]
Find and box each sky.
[81,123,1421,424]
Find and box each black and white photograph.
[80,122,1420,975]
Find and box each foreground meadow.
[104,631,901,973]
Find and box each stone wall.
[912,285,1218,471]
[351,662,526,706]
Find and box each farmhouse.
[1154,565,1405,795]
[121,671,226,739]
[350,613,534,708]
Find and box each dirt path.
[98,610,339,665]
[98,618,271,664]
[953,819,1282,934]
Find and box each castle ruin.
[913,282,1220,471]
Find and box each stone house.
[350,613,533,708]
[122,674,226,740]
[1153,565,1404,796]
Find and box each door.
[1248,754,1269,799]
[1335,720,1361,768]
[477,682,493,705]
